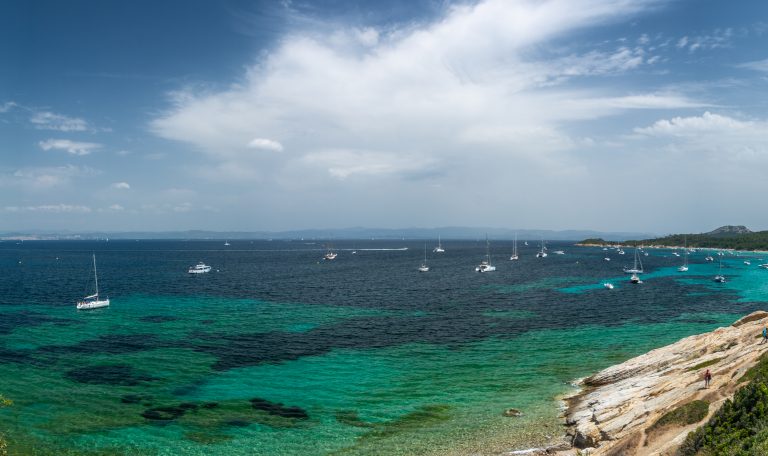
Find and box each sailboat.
[433,235,445,253]
[714,257,726,283]
[224,240,230,246]
[77,254,110,310]
[623,248,644,274]
[323,244,337,260]
[509,233,519,260]
[475,235,496,272]
[535,238,547,258]
[418,243,429,272]
[677,237,689,272]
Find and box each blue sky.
[3,0,768,233]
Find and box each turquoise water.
[0,241,766,455]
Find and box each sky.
[2,0,768,233]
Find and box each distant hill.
[704,225,752,237]
[579,226,768,251]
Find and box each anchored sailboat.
[623,248,644,274]
[433,235,445,253]
[418,243,429,272]
[678,237,689,272]
[475,235,496,272]
[77,254,110,310]
[714,257,726,283]
[509,233,519,261]
[535,238,547,258]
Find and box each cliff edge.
[556,311,768,456]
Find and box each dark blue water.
[0,240,764,455]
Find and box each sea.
[1,239,767,455]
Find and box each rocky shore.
[526,311,768,456]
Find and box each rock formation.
[557,311,768,456]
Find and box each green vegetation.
[579,226,768,251]
[649,400,709,432]
[686,358,724,372]
[0,395,10,456]
[678,353,768,456]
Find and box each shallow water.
[0,241,765,455]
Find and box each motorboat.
[603,282,614,289]
[630,273,642,284]
[188,262,212,274]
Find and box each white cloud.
[111,182,131,189]
[247,138,284,152]
[4,204,92,213]
[0,101,16,113]
[30,111,89,132]
[1,165,98,190]
[39,139,101,156]
[634,111,754,136]
[151,0,691,187]
[737,58,768,73]
[107,204,125,211]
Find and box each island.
[577,225,768,252]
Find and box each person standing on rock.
[704,369,712,388]
[762,327,767,344]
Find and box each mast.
[92,254,99,297]
[514,233,517,256]
[486,234,491,264]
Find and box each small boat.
[224,241,230,246]
[677,238,689,272]
[188,262,212,274]
[623,248,644,274]
[535,239,547,258]
[602,247,608,251]
[604,257,611,261]
[553,250,565,255]
[418,244,429,272]
[603,282,614,290]
[673,252,680,257]
[630,273,642,284]
[323,245,337,260]
[77,254,110,310]
[617,249,625,255]
[510,233,519,261]
[759,264,768,269]
[713,257,725,282]
[524,241,529,246]
[475,235,496,272]
[705,256,714,262]
[433,235,445,253]
[744,260,751,266]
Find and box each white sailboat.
[677,237,689,272]
[77,254,110,310]
[224,240,230,246]
[509,233,519,261]
[323,245,337,260]
[535,239,547,258]
[714,257,726,283]
[433,235,445,253]
[475,235,496,272]
[418,243,429,272]
[623,248,644,274]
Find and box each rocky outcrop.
[557,311,768,456]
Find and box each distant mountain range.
[0,227,658,242]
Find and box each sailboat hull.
[77,298,110,310]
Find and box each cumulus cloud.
[247,138,284,152]
[30,111,89,132]
[111,182,131,189]
[634,111,755,136]
[151,0,694,187]
[39,139,101,155]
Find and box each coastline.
[523,311,768,456]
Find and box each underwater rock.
[250,398,309,419]
[65,364,157,386]
[141,405,189,421]
[139,315,179,323]
[502,408,523,417]
[120,394,152,404]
